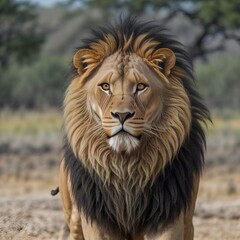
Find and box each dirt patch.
[0,194,64,240]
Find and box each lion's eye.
[136,83,148,94]
[99,83,110,93]
[137,83,146,90]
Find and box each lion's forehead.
[100,52,145,76]
[97,52,156,88]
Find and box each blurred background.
[0,0,240,239]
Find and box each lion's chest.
[66,152,194,236]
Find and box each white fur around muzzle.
[108,133,139,153]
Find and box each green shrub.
[196,54,240,110]
[0,55,70,109]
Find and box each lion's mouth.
[108,129,141,140]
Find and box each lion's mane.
[63,17,210,237]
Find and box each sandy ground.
[0,132,240,240]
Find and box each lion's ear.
[150,48,176,77]
[73,49,102,75]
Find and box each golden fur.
[58,18,209,240]
[64,34,191,191]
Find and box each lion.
[57,17,210,240]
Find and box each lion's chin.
[108,132,139,153]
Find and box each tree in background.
[0,0,239,110]
[0,0,44,69]
[67,0,240,59]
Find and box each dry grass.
[0,110,239,135]
[0,110,62,135]
[208,113,240,134]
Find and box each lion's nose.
[111,111,135,124]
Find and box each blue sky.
[27,0,65,7]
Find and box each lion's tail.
[51,187,59,196]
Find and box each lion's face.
[86,52,164,152]
[64,34,192,185]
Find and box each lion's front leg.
[59,159,84,240]
[81,213,124,240]
[59,159,112,240]
[80,213,106,240]
[144,174,200,240]
[68,206,84,240]
[183,174,200,240]
[143,212,184,240]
